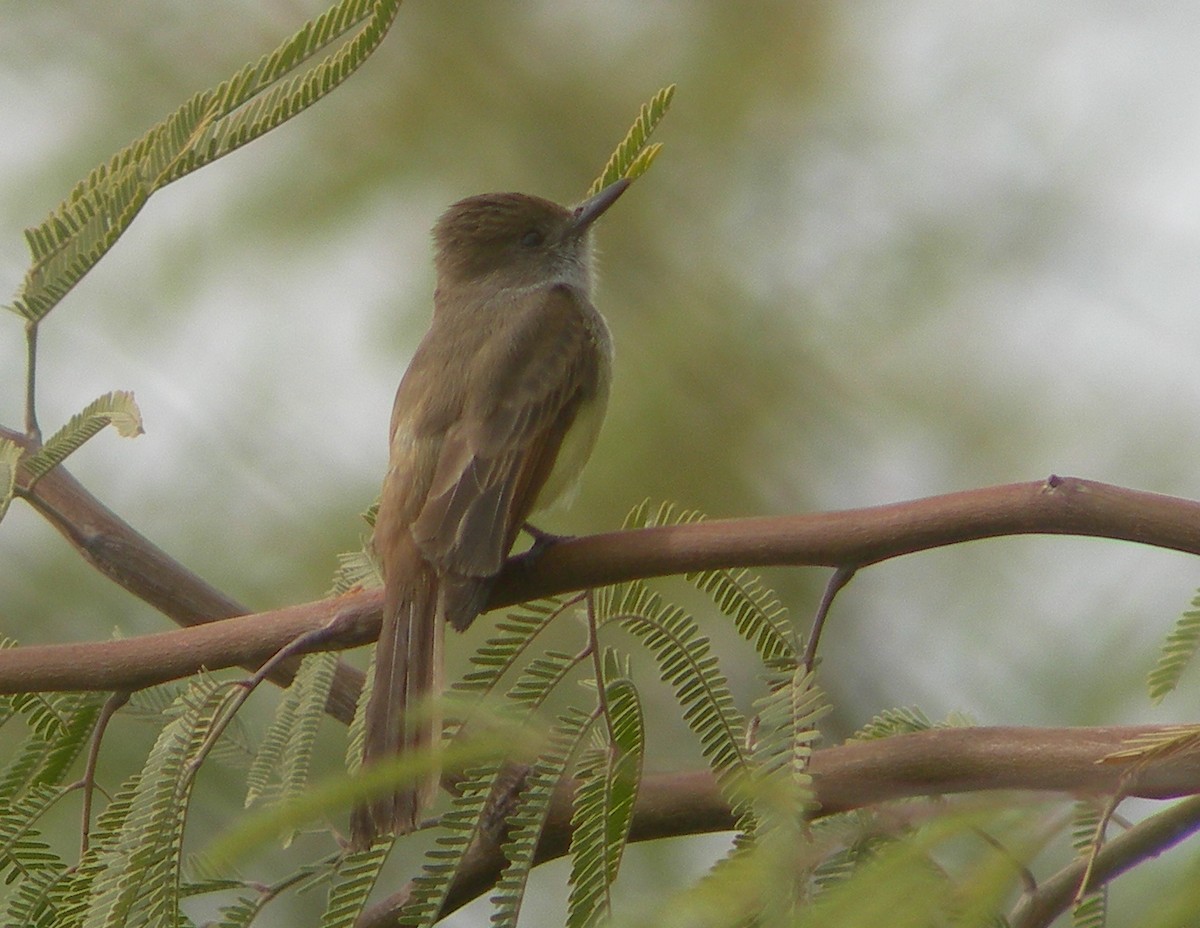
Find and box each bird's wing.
[411,284,602,606]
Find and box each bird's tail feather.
[351,562,442,847]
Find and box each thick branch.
[6,475,1200,694]
[1009,793,1200,928]
[359,725,1200,926]
[492,473,1200,604]
[1,425,361,722]
[8,445,1200,921]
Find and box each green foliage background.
[5,2,1200,924]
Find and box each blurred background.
[4,1,1200,924]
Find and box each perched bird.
[352,179,629,846]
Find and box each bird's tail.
[351,560,443,848]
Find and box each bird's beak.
[569,179,630,235]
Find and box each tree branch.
[1009,793,1200,928]
[360,725,1200,926]
[6,473,1200,696]
[9,443,1200,920]
[1,424,362,722]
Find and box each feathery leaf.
[246,652,338,824]
[81,676,233,928]
[7,0,403,322]
[0,438,22,525]
[319,842,392,928]
[1070,801,1108,928]
[0,692,102,799]
[21,392,143,486]
[492,707,596,928]
[400,762,513,927]
[0,782,65,887]
[589,84,675,194]
[1148,592,1200,703]
[566,676,644,928]
[612,582,750,817]
[634,500,798,664]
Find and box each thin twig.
[1009,794,1200,928]
[186,614,355,777]
[802,565,856,671]
[24,322,41,444]
[79,690,130,855]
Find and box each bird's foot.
[522,521,574,558]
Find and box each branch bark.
[6,471,1200,696]
[9,440,1200,923]
[360,725,1200,926]
[2,425,363,723]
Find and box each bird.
[351,179,629,847]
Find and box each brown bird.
[352,179,629,846]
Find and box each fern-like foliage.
[7,0,404,323]
[699,666,824,923]
[0,438,22,524]
[327,548,381,596]
[328,507,380,595]
[795,816,1015,928]
[78,676,234,927]
[749,666,825,810]
[608,580,751,818]
[211,894,267,928]
[505,644,590,713]
[0,691,102,799]
[453,597,580,709]
[492,706,597,928]
[851,705,936,739]
[566,670,645,928]
[1070,801,1108,928]
[1147,592,1200,703]
[3,861,76,928]
[319,842,392,928]
[20,392,144,486]
[1100,723,1200,765]
[400,763,506,927]
[0,782,65,889]
[245,651,338,819]
[627,500,799,666]
[589,84,675,194]
[59,773,144,928]
[849,705,973,742]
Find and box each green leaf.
[319,843,392,928]
[492,707,596,928]
[447,596,585,742]
[609,580,750,819]
[1148,592,1200,703]
[0,782,66,887]
[7,0,403,322]
[328,548,381,596]
[589,84,675,194]
[0,438,23,524]
[632,500,798,665]
[1070,801,1108,928]
[329,504,379,595]
[0,692,102,799]
[566,677,645,928]
[21,391,144,486]
[81,676,233,928]
[209,730,515,872]
[749,666,825,802]
[400,763,503,927]
[211,895,266,928]
[245,652,338,824]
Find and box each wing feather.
[412,284,603,583]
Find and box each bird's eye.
[521,229,544,247]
